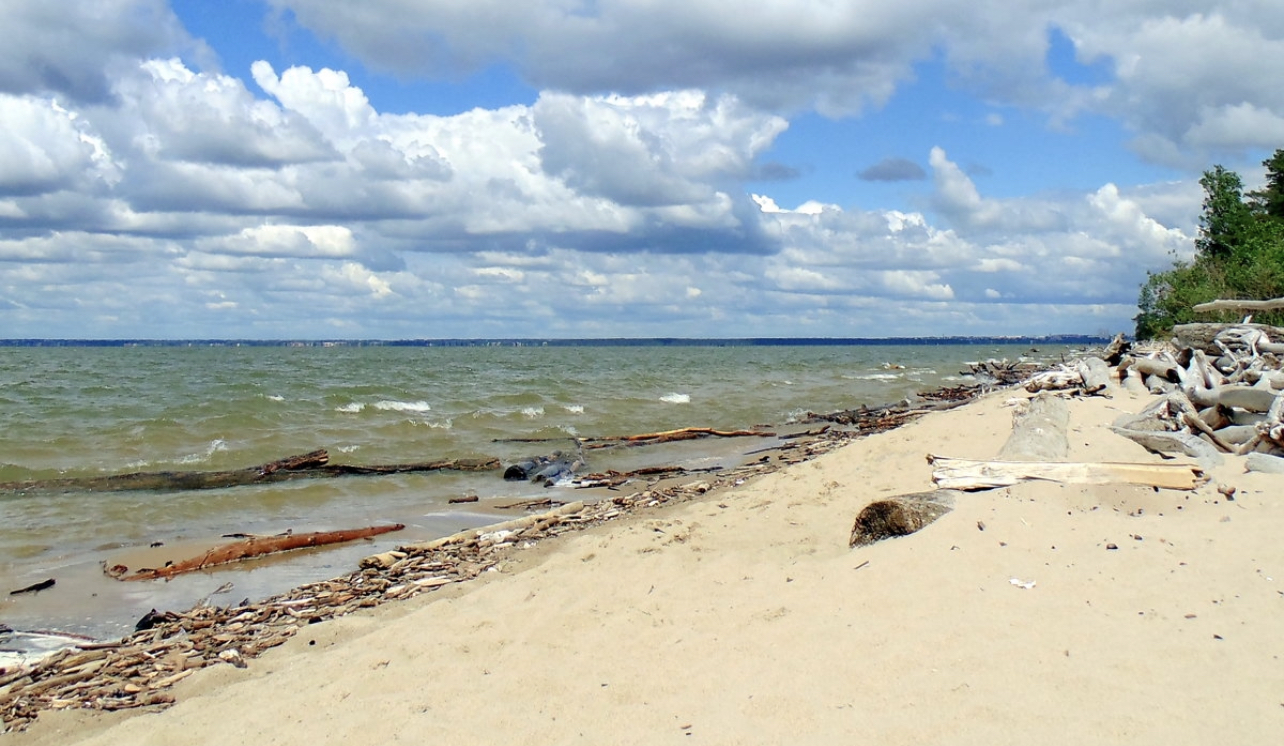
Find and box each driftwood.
[1116,325,1284,460]
[849,490,958,547]
[8,579,55,596]
[1102,332,1132,366]
[1023,356,1113,396]
[1245,452,1284,473]
[998,394,1069,462]
[927,455,1207,491]
[106,525,406,581]
[1172,323,1284,354]
[1193,297,1284,314]
[579,426,775,449]
[0,450,500,494]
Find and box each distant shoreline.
[0,335,1111,348]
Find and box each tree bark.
[849,490,957,547]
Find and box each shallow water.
[0,342,1066,641]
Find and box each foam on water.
[660,392,691,404]
[373,399,432,414]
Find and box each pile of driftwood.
[1108,320,1284,472]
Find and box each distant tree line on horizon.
[1136,149,1284,339]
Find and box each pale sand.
[12,383,1284,744]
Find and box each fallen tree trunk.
[0,450,500,494]
[927,455,1207,491]
[1173,323,1284,354]
[107,524,406,581]
[998,393,1069,462]
[1192,297,1284,314]
[849,490,958,547]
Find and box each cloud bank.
[0,1,1278,338]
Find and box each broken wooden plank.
[927,455,1207,491]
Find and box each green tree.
[1135,156,1284,339]
[1249,148,1284,220]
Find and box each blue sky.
[2,1,1282,339]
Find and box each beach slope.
[13,384,1284,744]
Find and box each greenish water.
[0,343,1060,641]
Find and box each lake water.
[0,342,1066,642]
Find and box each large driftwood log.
[108,524,406,581]
[1245,452,1284,473]
[1193,297,1284,314]
[1173,323,1284,354]
[1076,357,1112,395]
[998,393,1069,462]
[927,455,1207,491]
[0,450,500,494]
[1186,384,1278,413]
[849,490,958,547]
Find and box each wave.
[660,393,690,404]
[177,439,227,465]
[373,400,432,414]
[335,402,364,413]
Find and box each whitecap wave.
[521,406,545,418]
[178,439,226,465]
[335,402,364,413]
[844,373,900,381]
[564,404,585,414]
[374,399,432,414]
[660,393,690,404]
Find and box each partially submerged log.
[107,524,406,581]
[927,455,1207,491]
[0,450,500,495]
[579,426,775,449]
[849,490,958,547]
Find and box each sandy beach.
[9,377,1284,744]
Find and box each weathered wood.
[1102,332,1132,366]
[1193,297,1284,314]
[1131,356,1181,383]
[849,490,958,547]
[0,451,500,494]
[580,427,775,449]
[1187,384,1278,413]
[109,525,406,581]
[1173,323,1284,354]
[1245,452,1284,473]
[8,579,55,595]
[997,394,1069,462]
[1109,426,1224,466]
[927,455,1207,491]
[1076,357,1111,395]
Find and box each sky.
[2,1,1284,340]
